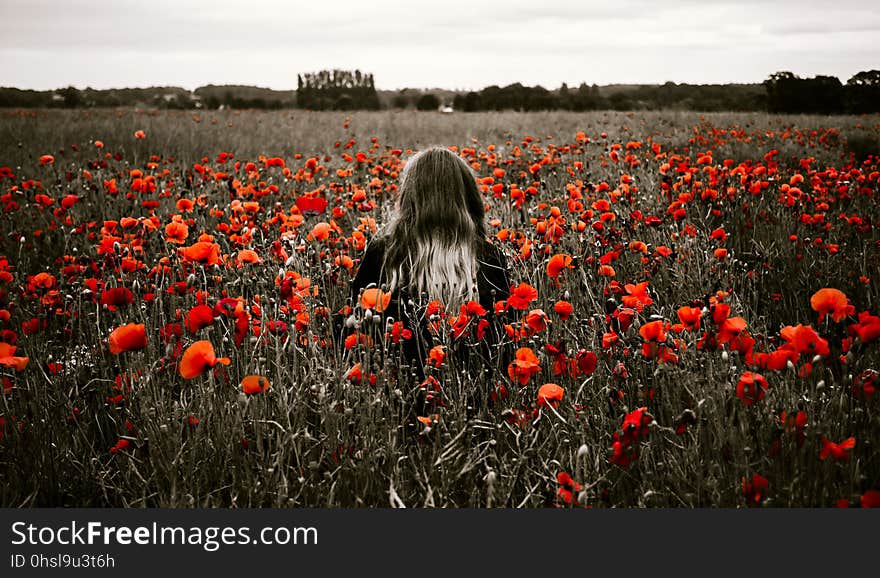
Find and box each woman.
[344,146,511,406]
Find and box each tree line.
[1,70,878,113]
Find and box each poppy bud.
[812,355,822,365]
[787,359,796,371]
[721,350,729,362]
[577,444,589,459]
[364,309,373,323]
[816,380,825,390]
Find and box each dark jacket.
[341,235,511,384]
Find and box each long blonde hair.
[381,147,486,309]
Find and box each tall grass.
[0,109,878,507]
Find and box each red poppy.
[241,375,271,395]
[736,371,768,406]
[780,324,830,357]
[100,287,134,309]
[861,490,880,508]
[742,473,769,506]
[524,309,548,333]
[428,345,446,367]
[556,471,583,505]
[0,342,29,371]
[546,253,573,278]
[676,306,702,331]
[553,300,573,320]
[717,317,747,344]
[849,311,880,345]
[810,288,852,323]
[236,249,262,266]
[507,283,538,310]
[185,305,215,333]
[622,282,653,312]
[108,324,147,355]
[639,320,667,342]
[179,340,230,379]
[165,221,189,244]
[360,288,391,312]
[537,383,564,407]
[820,437,855,461]
[507,347,541,385]
[180,241,223,265]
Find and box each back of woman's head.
[382,147,486,308]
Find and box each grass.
[0,108,878,507]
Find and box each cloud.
[1,0,877,90]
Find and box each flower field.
[0,109,878,507]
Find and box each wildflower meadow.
[0,109,878,507]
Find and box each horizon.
[1,0,877,93]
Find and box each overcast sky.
[1,0,877,91]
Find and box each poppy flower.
[507,283,538,310]
[736,371,768,406]
[180,241,223,265]
[428,345,446,367]
[810,288,851,323]
[742,473,769,506]
[100,287,134,309]
[861,490,880,508]
[554,300,573,320]
[577,350,598,375]
[537,383,564,407]
[780,324,830,357]
[717,317,747,344]
[179,340,231,379]
[241,375,271,395]
[360,288,391,312]
[108,323,147,355]
[849,311,880,344]
[0,342,29,371]
[556,471,583,505]
[134,130,146,139]
[622,282,653,312]
[185,304,215,333]
[507,347,541,385]
[236,249,262,266]
[676,306,702,331]
[547,253,573,278]
[820,437,855,461]
[110,439,131,454]
[309,222,332,241]
[39,154,55,165]
[639,320,667,342]
[296,196,328,214]
[524,309,548,333]
[621,407,652,444]
[165,221,189,244]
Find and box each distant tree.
[765,72,845,114]
[557,83,571,110]
[608,92,632,111]
[297,69,380,110]
[416,93,440,111]
[845,70,880,114]
[59,86,82,107]
[391,93,410,109]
